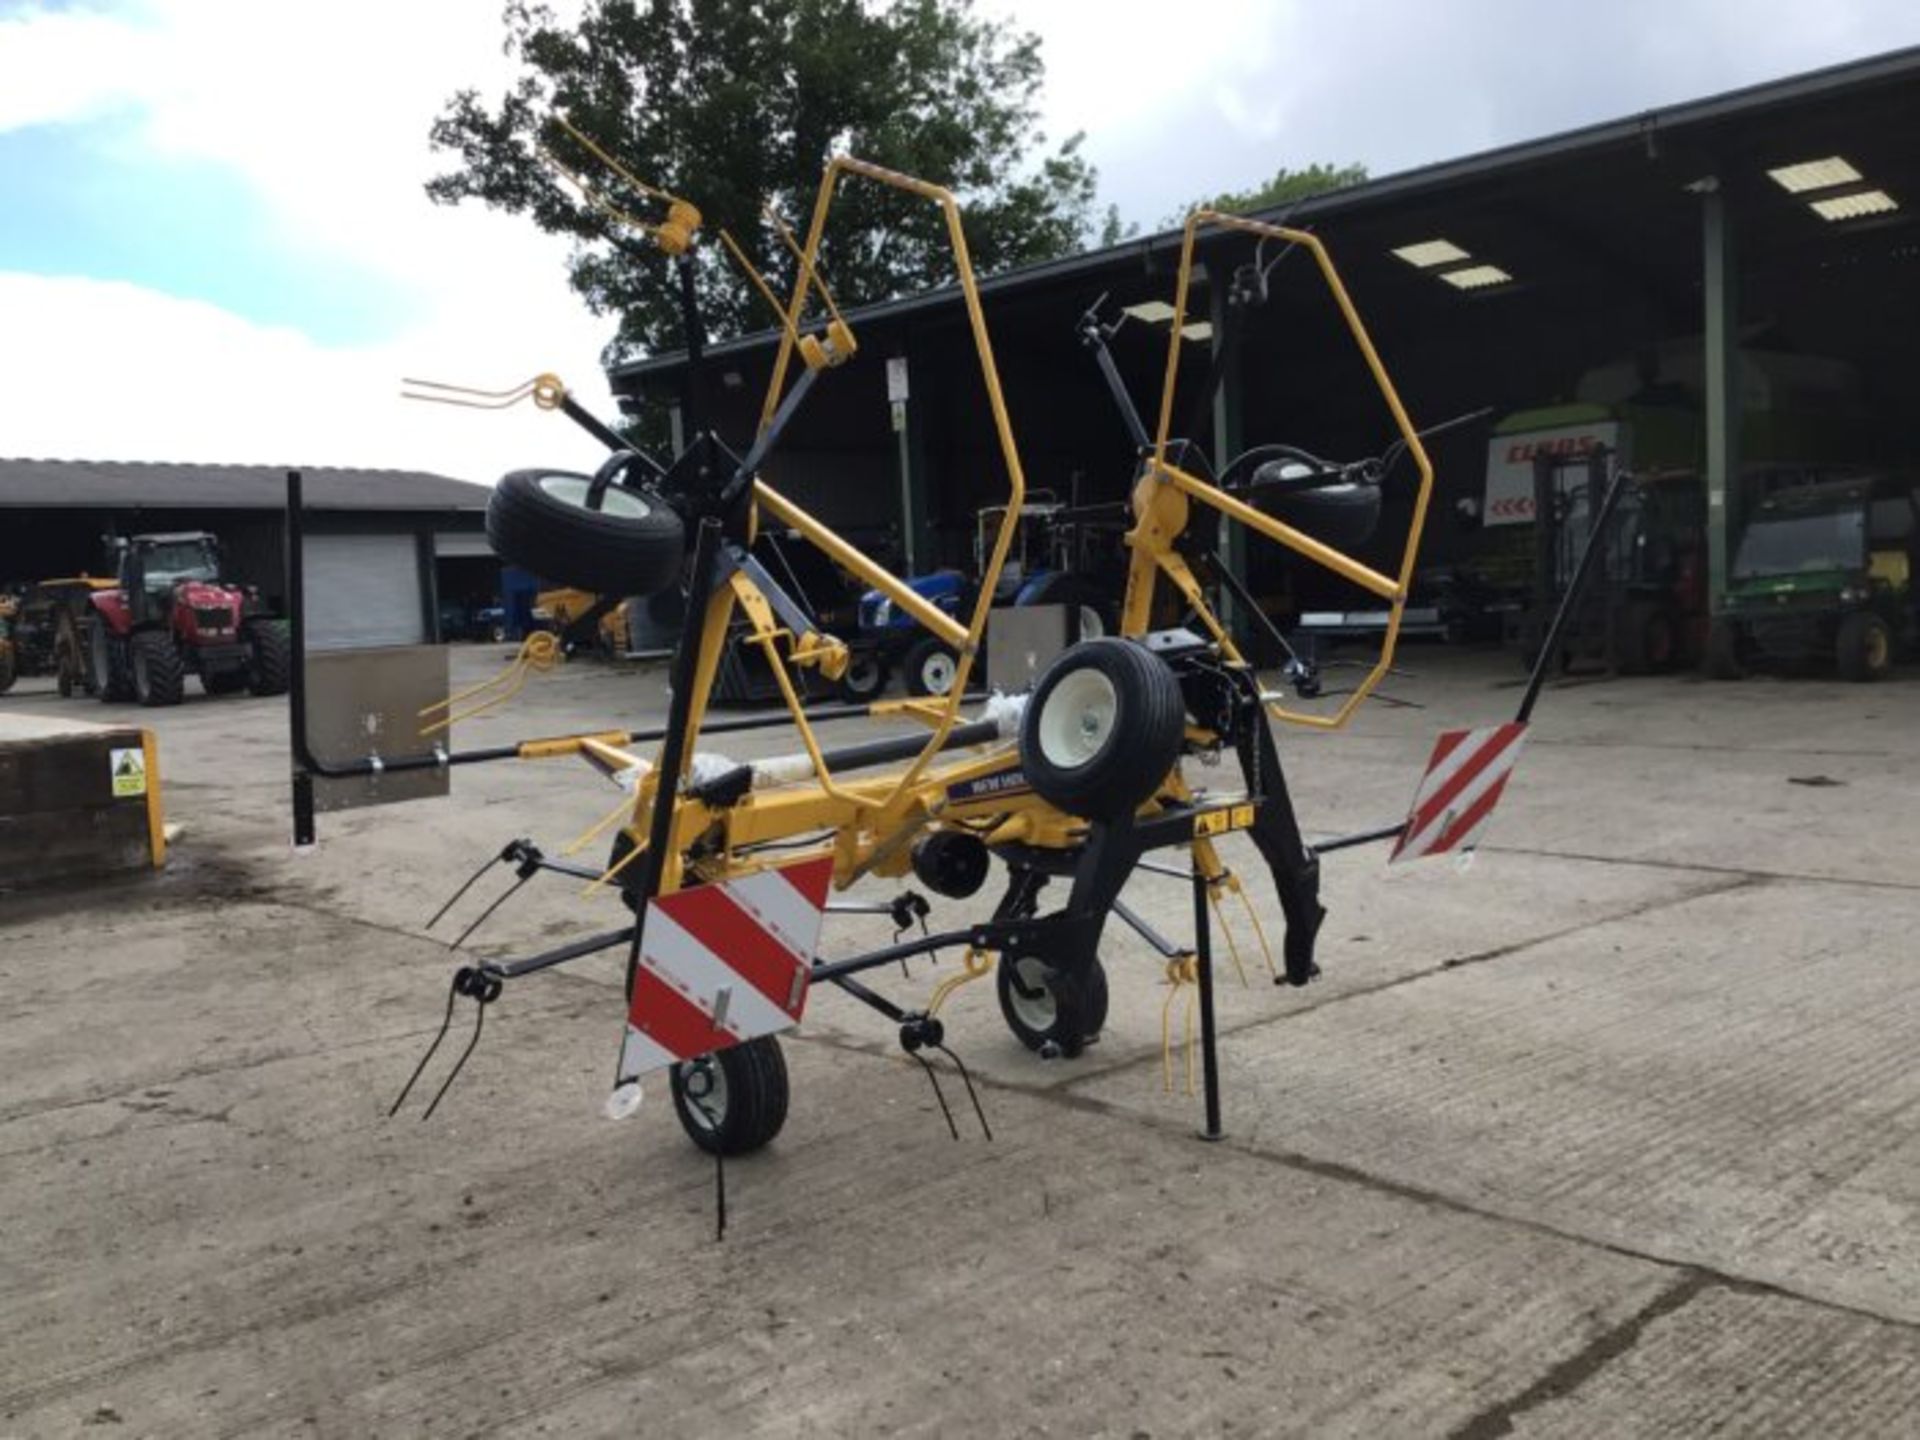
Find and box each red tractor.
[85,532,291,706]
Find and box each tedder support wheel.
[130,631,185,707]
[246,619,291,696]
[1019,637,1185,821]
[669,1036,791,1156]
[996,953,1110,1058]
[486,468,686,599]
[1836,612,1893,683]
[902,636,960,697]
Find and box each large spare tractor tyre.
[486,468,685,598]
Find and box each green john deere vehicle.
[1709,478,1918,682]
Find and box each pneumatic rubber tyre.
[669,1036,791,1157]
[837,651,888,702]
[486,468,686,599]
[90,615,132,702]
[246,619,291,696]
[1836,612,1892,682]
[1705,620,1745,680]
[131,630,185,707]
[1019,638,1185,821]
[996,953,1109,1057]
[902,636,960,697]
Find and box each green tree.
[1163,161,1368,227]
[429,0,1100,361]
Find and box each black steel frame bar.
[481,925,637,980]
[1192,867,1223,1140]
[1517,458,1630,725]
[1112,896,1185,959]
[626,517,724,1000]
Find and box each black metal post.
[1312,821,1407,855]
[1085,325,1151,451]
[1516,458,1630,726]
[624,515,724,1000]
[286,470,316,847]
[1193,867,1223,1141]
[676,252,705,440]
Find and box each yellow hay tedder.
[291,127,1591,1229]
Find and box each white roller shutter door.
[301,532,428,650]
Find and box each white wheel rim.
[922,651,957,694]
[1038,667,1118,770]
[538,474,653,520]
[681,1059,727,1131]
[1006,957,1058,1031]
[1078,605,1105,640]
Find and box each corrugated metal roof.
[610,42,1920,384]
[0,459,489,511]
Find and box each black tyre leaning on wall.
[1018,637,1186,821]
[486,469,687,598]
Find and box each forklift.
[1517,446,1706,674]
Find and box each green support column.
[1210,281,1249,646]
[1702,181,1740,615]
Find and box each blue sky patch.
[0,116,419,344]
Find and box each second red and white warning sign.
[1390,722,1528,864]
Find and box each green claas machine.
[1710,477,1918,681]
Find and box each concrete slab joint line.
[1054,869,1758,1097]
[1448,1271,1715,1440]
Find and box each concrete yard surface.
[2,648,1918,1436]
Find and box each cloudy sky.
[3,0,1916,481]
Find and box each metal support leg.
[1193,868,1223,1141]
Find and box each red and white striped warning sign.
[617,855,834,1079]
[1389,722,1528,864]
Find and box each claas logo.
[1505,434,1598,463]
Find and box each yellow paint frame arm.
[1147,209,1436,732]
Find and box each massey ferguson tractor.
[85,532,290,706]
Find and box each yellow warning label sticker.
[110,747,147,798]
[1193,803,1255,837]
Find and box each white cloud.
[0,271,613,480]
[2,0,627,478]
[0,4,152,131]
